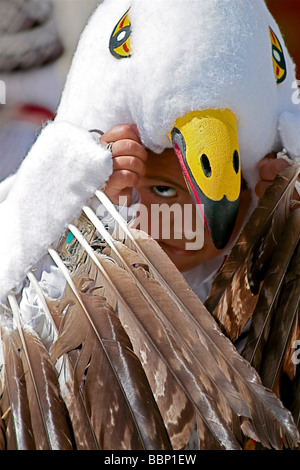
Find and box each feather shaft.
[7,294,74,450]
[63,225,241,449]
[82,207,251,419]
[94,188,299,449]
[205,165,300,330]
[26,270,100,450]
[48,245,172,450]
[118,229,299,449]
[242,209,300,371]
[0,327,35,450]
[257,246,300,391]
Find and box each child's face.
[135,148,251,272]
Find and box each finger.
[255,180,272,198]
[100,125,141,147]
[105,169,140,195]
[111,140,148,162]
[258,158,290,181]
[130,123,140,137]
[256,177,300,201]
[257,153,277,168]
[112,155,146,177]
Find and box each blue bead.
[66,231,74,244]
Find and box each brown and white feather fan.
[0,167,299,450]
[205,165,300,444]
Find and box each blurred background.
[0,0,100,181]
[0,0,299,181]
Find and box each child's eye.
[152,186,177,197]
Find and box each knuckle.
[119,124,132,134]
[112,139,137,156]
[127,155,139,170]
[119,169,130,179]
[124,139,139,154]
[120,169,134,182]
[118,125,135,140]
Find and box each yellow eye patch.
[109,10,132,59]
[269,27,286,84]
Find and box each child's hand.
[100,125,148,205]
[255,152,293,198]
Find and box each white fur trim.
[0,120,112,303]
[278,112,300,160]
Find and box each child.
[99,123,292,301]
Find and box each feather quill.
[7,294,74,450]
[253,246,300,399]
[84,206,252,424]
[121,232,300,449]
[97,255,242,450]
[104,241,250,427]
[204,165,300,341]
[48,246,172,451]
[242,209,300,377]
[93,189,300,449]
[0,413,6,450]
[0,326,35,450]
[62,224,242,449]
[26,270,100,450]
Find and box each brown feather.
[69,239,240,445]
[241,209,300,372]
[7,295,74,450]
[0,326,35,450]
[58,190,299,449]
[20,328,74,450]
[0,413,6,450]
[23,271,101,450]
[94,254,242,449]
[49,260,172,450]
[55,354,101,450]
[249,235,300,401]
[104,241,251,430]
[2,170,298,451]
[88,242,297,447]
[114,227,299,449]
[205,165,300,340]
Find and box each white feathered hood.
[56,0,300,190]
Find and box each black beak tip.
[209,225,235,250]
[205,197,240,250]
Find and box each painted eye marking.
[233,150,239,174]
[200,154,212,178]
[109,9,132,59]
[269,27,287,84]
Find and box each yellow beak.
[169,109,241,249]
